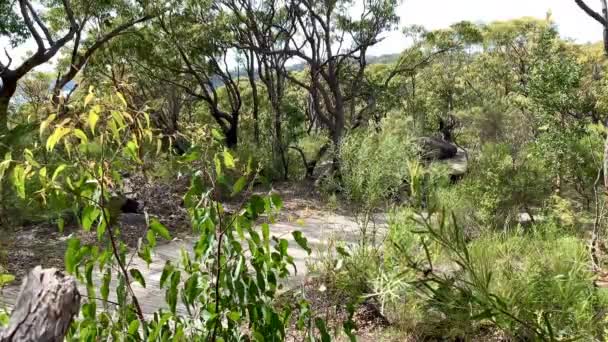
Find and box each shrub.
[388,207,608,340]
[338,114,418,209]
[439,143,552,231]
[2,90,330,341]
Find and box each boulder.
[419,137,458,160]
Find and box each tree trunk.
[225,119,238,148]
[246,51,260,144]
[0,267,80,342]
[0,73,18,131]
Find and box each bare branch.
[574,0,608,26]
[24,0,55,45]
[18,0,45,51]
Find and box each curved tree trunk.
[0,73,18,131]
[0,267,80,342]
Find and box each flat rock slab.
[0,209,386,315]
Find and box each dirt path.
[0,204,387,315]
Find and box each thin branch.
[574,0,608,26]
[18,0,45,51]
[24,0,54,45]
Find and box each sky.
[370,0,606,55]
[1,0,606,70]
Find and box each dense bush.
[338,114,418,208]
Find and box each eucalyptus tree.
[234,0,399,156]
[0,0,156,129]
[223,0,296,176]
[129,1,244,148]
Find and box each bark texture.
[0,267,80,342]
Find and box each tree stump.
[0,267,80,342]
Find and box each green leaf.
[116,92,128,107]
[223,149,235,168]
[150,218,171,240]
[12,164,26,199]
[23,149,39,168]
[126,140,140,162]
[292,231,312,255]
[0,274,15,286]
[138,244,152,265]
[228,311,241,322]
[39,113,56,136]
[96,218,107,240]
[211,128,224,141]
[88,107,100,134]
[214,155,222,177]
[0,154,12,182]
[232,176,247,196]
[65,238,81,274]
[81,206,100,231]
[160,261,174,288]
[128,320,140,335]
[146,229,157,248]
[51,164,67,182]
[84,92,95,107]
[0,311,9,327]
[46,126,71,151]
[73,129,88,144]
[57,217,64,233]
[315,318,331,342]
[271,193,283,209]
[129,268,146,288]
[101,269,111,302]
[262,223,270,245]
[336,246,351,257]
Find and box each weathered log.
[0,267,80,342]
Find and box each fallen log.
[0,267,80,342]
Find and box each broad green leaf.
[126,140,140,162]
[73,129,88,144]
[228,311,241,322]
[0,274,15,286]
[292,231,311,255]
[214,155,222,177]
[116,92,128,107]
[81,206,100,231]
[65,238,80,274]
[128,320,140,335]
[232,176,247,196]
[39,114,56,136]
[129,268,146,288]
[223,149,235,168]
[84,92,95,107]
[146,229,157,248]
[12,165,26,199]
[101,269,111,302]
[211,128,224,141]
[150,218,171,240]
[52,164,67,182]
[271,193,283,209]
[138,244,152,265]
[46,126,71,151]
[57,217,64,233]
[0,311,8,327]
[0,159,11,182]
[23,149,39,167]
[160,261,174,288]
[88,107,100,134]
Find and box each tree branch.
[575,0,608,26]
